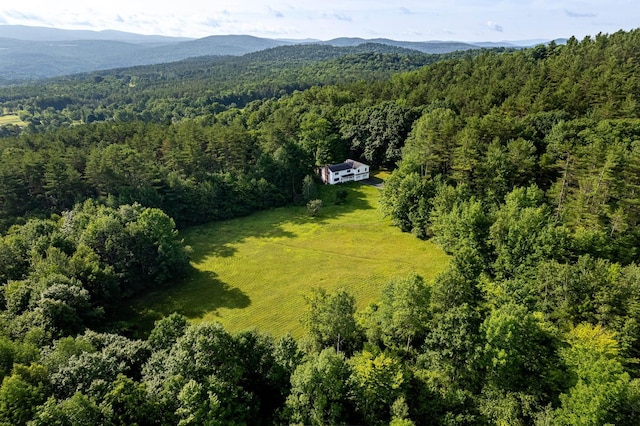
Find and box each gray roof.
[327,159,367,172]
[328,163,352,172]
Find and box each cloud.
[203,18,221,28]
[323,11,352,22]
[399,7,413,15]
[565,9,596,18]
[268,7,284,18]
[115,15,125,23]
[487,21,503,32]
[5,9,46,23]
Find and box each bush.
[306,199,323,217]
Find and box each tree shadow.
[118,268,250,338]
[185,181,377,264]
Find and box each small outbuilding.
[320,159,370,185]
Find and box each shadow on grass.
[185,181,376,264]
[118,268,251,338]
[363,175,385,187]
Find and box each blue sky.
[0,0,637,41]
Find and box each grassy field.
[128,174,449,338]
[0,115,26,126]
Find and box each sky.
[0,0,637,42]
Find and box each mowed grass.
[0,115,26,126]
[129,174,449,338]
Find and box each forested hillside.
[0,29,639,424]
[0,25,515,83]
[0,43,485,132]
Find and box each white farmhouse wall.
[320,159,370,185]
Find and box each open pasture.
[0,114,25,126]
[129,176,449,338]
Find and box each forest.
[0,29,639,424]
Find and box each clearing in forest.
[129,173,449,338]
[0,115,26,126]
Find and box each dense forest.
[0,29,640,424]
[0,43,488,132]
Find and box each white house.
[320,159,370,185]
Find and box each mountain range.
[0,24,561,83]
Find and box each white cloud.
[487,20,504,32]
[0,1,638,41]
[322,11,352,22]
[268,7,285,18]
[565,9,596,18]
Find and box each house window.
[334,172,339,176]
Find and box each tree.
[34,279,92,338]
[145,323,261,423]
[554,323,633,425]
[0,363,48,425]
[342,102,418,167]
[100,374,153,426]
[421,303,483,390]
[303,288,361,354]
[30,392,102,426]
[480,304,564,417]
[49,332,150,400]
[0,337,38,381]
[401,108,459,177]
[76,202,189,296]
[147,313,188,351]
[175,379,220,426]
[301,175,318,202]
[84,143,161,205]
[349,350,406,425]
[489,185,568,279]
[365,274,430,351]
[299,113,344,166]
[286,348,354,425]
[430,249,485,313]
[429,183,492,261]
[306,199,323,217]
[379,172,435,238]
[0,234,30,284]
[125,206,190,286]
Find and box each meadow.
[129,174,449,338]
[0,114,25,126]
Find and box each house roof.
[328,163,352,172]
[327,159,367,172]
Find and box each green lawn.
[0,115,26,126]
[128,175,449,338]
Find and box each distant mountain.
[474,38,568,48]
[472,41,518,48]
[0,24,191,44]
[0,38,150,80]
[0,32,295,82]
[0,24,554,84]
[321,37,482,54]
[144,35,292,58]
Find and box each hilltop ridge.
[0,24,556,82]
